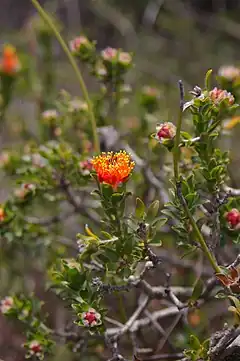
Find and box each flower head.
[0,296,14,314]
[209,87,235,105]
[79,159,93,175]
[29,340,42,356]
[0,207,5,222]
[101,47,118,61]
[216,266,240,293]
[31,153,48,168]
[118,51,132,65]
[69,36,89,53]
[142,86,160,98]
[68,99,88,113]
[81,307,101,327]
[69,36,94,62]
[218,65,240,81]
[225,208,240,230]
[92,151,135,189]
[155,122,176,143]
[14,184,35,200]
[0,151,10,168]
[41,109,58,123]
[0,45,21,75]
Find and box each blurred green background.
[0,1,240,360]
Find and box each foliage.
[0,2,240,361]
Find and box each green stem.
[173,82,184,182]
[30,0,100,153]
[173,81,220,274]
[177,183,221,273]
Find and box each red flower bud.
[225,208,240,229]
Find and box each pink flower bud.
[69,36,89,53]
[209,87,235,105]
[155,122,176,143]
[101,47,118,61]
[0,296,14,313]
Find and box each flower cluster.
[91,151,135,189]
[100,47,132,81]
[101,47,132,65]
[225,208,240,230]
[209,87,235,105]
[0,44,21,75]
[81,307,101,327]
[0,296,14,314]
[155,122,176,143]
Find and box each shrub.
[0,2,240,361]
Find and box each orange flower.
[0,207,5,222]
[0,45,20,75]
[91,151,135,188]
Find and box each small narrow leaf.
[146,200,160,222]
[190,278,204,302]
[189,334,201,350]
[151,217,167,228]
[136,197,145,219]
[205,69,213,90]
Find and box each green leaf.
[151,217,167,228]
[205,69,213,90]
[104,248,120,262]
[146,200,160,223]
[91,189,101,197]
[190,278,204,302]
[215,292,227,299]
[228,296,240,310]
[135,197,145,219]
[101,183,113,200]
[111,192,124,205]
[189,334,201,350]
[101,231,113,239]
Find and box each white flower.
[68,99,88,112]
[0,296,14,314]
[41,109,58,122]
[96,66,107,77]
